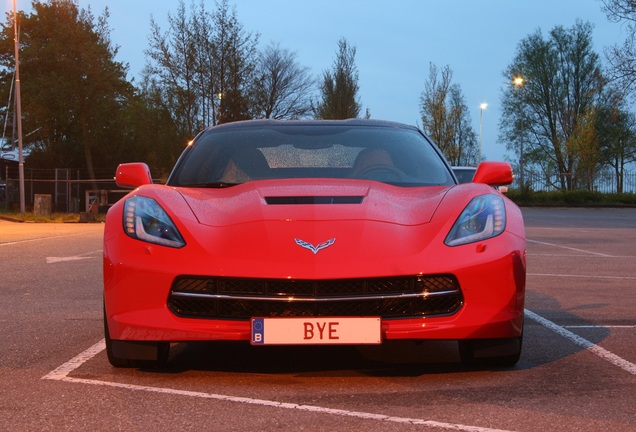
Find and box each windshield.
[168,123,454,187]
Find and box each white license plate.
[250,317,381,345]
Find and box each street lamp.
[513,76,525,189]
[479,103,488,162]
[13,0,25,213]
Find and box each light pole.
[13,0,25,213]
[513,76,525,189]
[479,103,487,162]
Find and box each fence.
[514,169,636,193]
[2,165,635,213]
[1,166,127,213]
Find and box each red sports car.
[103,119,526,368]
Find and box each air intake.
[265,196,364,205]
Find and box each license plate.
[250,317,381,345]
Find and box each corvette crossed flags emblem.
[294,238,336,254]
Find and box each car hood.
[176,179,450,227]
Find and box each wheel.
[458,334,523,368]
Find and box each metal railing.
[512,169,636,193]
[1,166,125,212]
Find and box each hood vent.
[265,196,364,205]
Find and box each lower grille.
[167,275,463,320]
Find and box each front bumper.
[104,243,525,343]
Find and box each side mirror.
[115,163,153,188]
[472,161,513,187]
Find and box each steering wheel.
[353,164,404,182]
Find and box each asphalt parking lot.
[0,207,634,431]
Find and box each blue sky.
[3,0,627,162]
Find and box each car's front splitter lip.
[107,305,523,343]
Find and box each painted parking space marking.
[42,340,513,432]
[564,325,636,329]
[529,273,636,281]
[525,309,636,376]
[0,232,91,246]
[526,239,615,257]
[41,308,636,432]
[529,253,636,259]
[46,250,101,264]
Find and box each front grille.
[167,275,463,320]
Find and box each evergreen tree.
[314,38,361,119]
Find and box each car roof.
[203,118,420,133]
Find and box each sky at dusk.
[2,0,628,162]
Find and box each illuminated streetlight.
[479,103,488,162]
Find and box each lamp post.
[13,0,25,213]
[479,103,487,162]
[513,76,525,189]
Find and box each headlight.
[445,194,506,246]
[123,196,185,248]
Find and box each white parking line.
[42,340,513,432]
[46,250,102,264]
[525,309,636,375]
[527,239,615,257]
[41,309,636,430]
[564,325,636,329]
[530,253,636,259]
[1,235,68,246]
[0,232,90,246]
[529,273,636,280]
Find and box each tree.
[211,0,259,124]
[594,100,636,193]
[500,21,605,190]
[120,82,184,178]
[569,108,601,191]
[601,0,636,100]
[419,63,477,165]
[314,38,361,119]
[144,0,259,134]
[0,0,134,178]
[252,42,315,119]
[144,1,200,137]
